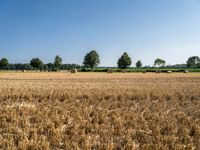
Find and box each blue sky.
[0,0,200,66]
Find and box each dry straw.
[0,72,199,149]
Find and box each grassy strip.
[79,68,200,72]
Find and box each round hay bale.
[22,70,26,72]
[107,69,113,73]
[167,70,172,73]
[121,70,127,73]
[71,69,77,73]
[155,70,161,73]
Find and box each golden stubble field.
[0,72,200,150]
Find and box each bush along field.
[79,68,200,73]
[0,72,200,149]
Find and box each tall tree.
[54,55,62,69]
[197,63,200,68]
[117,52,132,69]
[154,58,166,67]
[136,60,142,68]
[30,58,43,69]
[186,56,200,68]
[0,58,9,69]
[47,63,54,71]
[83,50,100,69]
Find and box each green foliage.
[136,60,142,68]
[54,55,62,70]
[117,52,132,69]
[83,50,100,69]
[30,58,43,69]
[154,58,166,67]
[186,56,200,68]
[60,64,81,70]
[0,58,9,68]
[197,63,200,68]
[79,67,200,73]
[7,63,34,70]
[43,64,49,71]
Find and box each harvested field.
[0,72,200,149]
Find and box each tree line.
[0,51,200,70]
[0,56,81,71]
[81,51,200,69]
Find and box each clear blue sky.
[0,0,200,66]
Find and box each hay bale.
[142,70,146,73]
[121,70,127,73]
[71,69,77,73]
[107,69,113,73]
[167,70,172,73]
[22,70,26,72]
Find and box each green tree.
[117,52,132,69]
[197,63,200,68]
[43,64,49,71]
[0,58,9,69]
[136,60,142,68]
[30,58,43,69]
[83,50,100,69]
[154,58,166,67]
[186,56,200,68]
[54,55,62,70]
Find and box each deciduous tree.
[117,52,132,69]
[186,56,200,68]
[54,55,62,70]
[154,58,166,67]
[136,60,142,68]
[30,58,43,69]
[83,50,100,69]
[0,58,9,68]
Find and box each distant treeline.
[80,68,200,73]
[0,50,200,71]
[0,63,81,71]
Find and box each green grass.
[79,68,200,73]
[1,68,200,73]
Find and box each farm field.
[0,72,200,149]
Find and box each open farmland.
[0,72,200,149]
